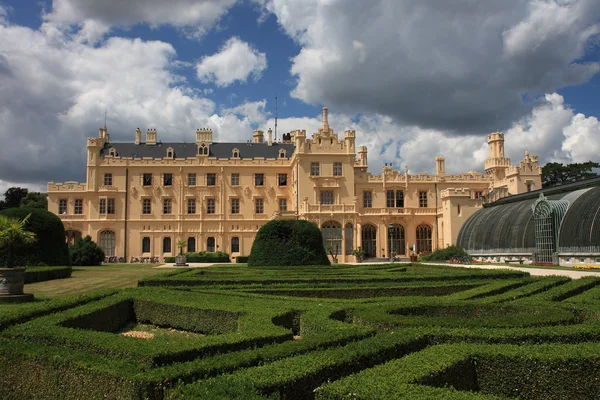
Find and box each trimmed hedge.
[0,207,70,266]
[248,220,330,266]
[164,255,230,263]
[419,245,470,262]
[69,235,104,266]
[24,266,72,283]
[236,256,249,263]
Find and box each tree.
[177,240,186,255]
[542,161,600,188]
[1,187,29,210]
[69,236,104,266]
[20,192,48,209]
[0,214,36,267]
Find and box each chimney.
[135,128,142,145]
[253,130,264,143]
[436,155,445,174]
[267,128,273,146]
[146,128,157,146]
[196,128,213,144]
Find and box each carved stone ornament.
[244,186,251,196]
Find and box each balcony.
[58,214,85,220]
[360,207,439,216]
[310,176,342,188]
[307,204,356,213]
[99,185,119,192]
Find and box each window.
[142,198,152,214]
[65,230,81,246]
[99,199,106,214]
[187,199,196,214]
[142,237,150,253]
[322,221,342,255]
[104,173,112,186]
[386,190,404,208]
[396,190,404,208]
[311,162,320,176]
[207,198,216,214]
[74,199,83,214]
[345,223,354,255]
[416,224,433,254]
[231,237,240,253]
[363,191,372,208]
[198,143,208,155]
[278,173,288,186]
[99,231,116,257]
[59,199,68,214]
[231,198,240,214]
[163,173,173,186]
[527,183,532,192]
[187,237,196,253]
[231,173,240,186]
[474,191,483,199]
[143,173,152,186]
[279,149,286,159]
[188,173,196,186]
[320,191,334,205]
[109,148,117,157]
[163,199,172,214]
[207,237,215,252]
[279,198,287,212]
[166,148,174,158]
[255,198,264,214]
[419,191,428,208]
[207,173,216,186]
[107,198,115,214]
[232,149,239,158]
[333,162,342,176]
[386,190,394,208]
[255,173,264,186]
[162,237,171,253]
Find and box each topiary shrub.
[419,245,470,262]
[69,236,105,266]
[248,220,330,266]
[0,207,70,266]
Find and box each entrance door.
[361,225,377,257]
[388,224,405,256]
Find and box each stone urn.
[175,255,188,266]
[0,268,34,303]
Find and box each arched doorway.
[99,230,115,257]
[416,224,432,254]
[361,225,377,257]
[388,224,405,256]
[65,230,82,247]
[344,223,354,255]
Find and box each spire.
[322,107,329,130]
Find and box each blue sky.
[0,0,599,193]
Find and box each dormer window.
[232,148,240,158]
[109,148,117,157]
[198,143,209,156]
[279,149,286,159]
[166,147,174,159]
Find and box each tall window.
[311,162,320,176]
[142,198,151,214]
[388,224,406,255]
[142,237,150,253]
[333,162,342,176]
[419,191,428,208]
[279,198,287,212]
[162,237,171,253]
[207,173,216,186]
[99,199,106,214]
[59,199,68,214]
[187,199,196,214]
[231,237,240,253]
[386,190,394,208]
[396,190,404,208]
[188,173,197,186]
[363,191,372,208]
[107,198,115,214]
[163,198,172,214]
[255,198,264,214]
[198,143,208,155]
[386,190,404,208]
[99,231,115,257]
[277,173,288,186]
[527,183,532,192]
[322,221,342,255]
[231,198,240,214]
[416,224,432,254]
[231,173,240,186]
[474,191,483,199]
[207,237,215,252]
[74,199,83,214]
[255,173,264,186]
[104,173,112,186]
[163,173,173,186]
[345,223,354,255]
[207,198,215,214]
[320,191,334,205]
[187,237,196,253]
[143,173,152,186]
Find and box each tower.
[484,131,510,180]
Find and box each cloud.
[195,37,267,87]
[223,100,269,124]
[44,0,238,41]
[0,6,9,26]
[259,0,600,133]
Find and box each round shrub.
[69,235,105,266]
[248,220,330,266]
[419,245,470,262]
[0,207,70,266]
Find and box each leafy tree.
[0,213,36,267]
[177,240,186,255]
[69,236,104,266]
[1,187,29,210]
[542,161,600,188]
[20,192,48,209]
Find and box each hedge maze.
[2,264,600,399]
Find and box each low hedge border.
[24,266,72,284]
[163,256,230,263]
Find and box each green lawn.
[24,263,166,299]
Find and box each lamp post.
[388,224,394,264]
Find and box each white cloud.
[223,100,268,124]
[0,6,9,26]
[195,37,267,87]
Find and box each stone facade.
[48,108,541,262]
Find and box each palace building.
[47,108,541,263]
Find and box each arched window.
[198,143,208,156]
[162,237,171,253]
[279,149,286,159]
[187,237,196,253]
[207,237,215,252]
[231,237,240,253]
[65,230,82,247]
[388,224,406,256]
[416,224,432,254]
[321,221,342,255]
[361,225,377,258]
[232,148,240,158]
[142,237,150,253]
[166,147,174,158]
[109,148,117,157]
[344,223,353,255]
[99,230,115,257]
